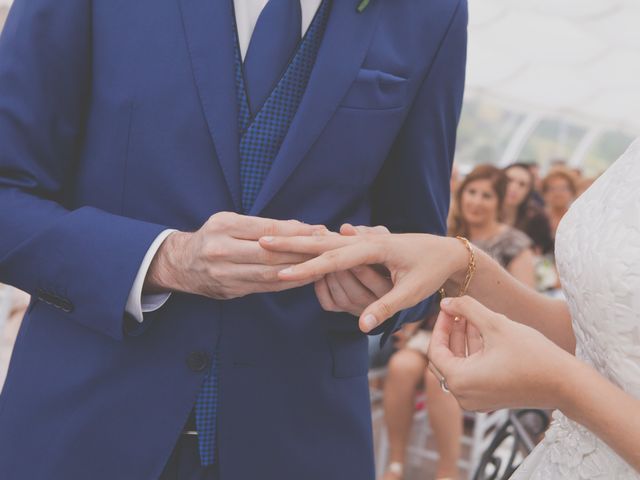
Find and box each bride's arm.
[445,243,574,352]
[562,360,640,471]
[263,233,574,352]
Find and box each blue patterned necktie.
[194,0,333,467]
[243,0,302,115]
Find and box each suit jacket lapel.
[178,0,242,211]
[248,0,383,216]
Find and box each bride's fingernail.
[280,267,294,275]
[363,314,377,331]
[262,236,274,243]
[441,298,452,307]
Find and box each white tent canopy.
[467,0,640,135]
[1,0,638,166]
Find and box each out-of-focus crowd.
[376,160,596,480]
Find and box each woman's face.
[460,179,500,228]
[505,167,532,208]
[544,176,574,210]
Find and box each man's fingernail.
[363,314,377,331]
[262,236,274,243]
[280,267,294,275]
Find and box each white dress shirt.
[125,0,322,322]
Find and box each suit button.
[187,352,210,372]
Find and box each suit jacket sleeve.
[369,0,468,342]
[0,0,169,340]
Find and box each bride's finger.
[450,315,467,358]
[427,311,461,378]
[277,243,383,282]
[440,296,497,333]
[358,274,425,332]
[466,322,483,355]
[340,223,390,236]
[259,234,357,255]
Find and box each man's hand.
[314,223,393,316]
[144,212,325,299]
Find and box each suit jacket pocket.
[327,330,369,378]
[339,69,408,110]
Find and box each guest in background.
[577,175,598,198]
[502,163,554,255]
[521,160,545,207]
[450,165,536,286]
[542,167,577,240]
[382,165,536,480]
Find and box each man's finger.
[339,223,358,236]
[276,243,382,281]
[334,270,377,307]
[351,266,393,298]
[314,278,339,312]
[325,273,352,308]
[230,263,299,283]
[224,239,315,265]
[260,234,358,255]
[219,213,325,240]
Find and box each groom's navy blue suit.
[0,0,467,478]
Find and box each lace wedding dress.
[511,138,640,479]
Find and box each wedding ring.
[439,376,450,394]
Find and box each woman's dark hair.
[503,162,536,231]
[449,165,508,238]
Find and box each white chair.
[370,366,538,480]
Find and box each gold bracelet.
[455,236,476,296]
[438,236,476,299]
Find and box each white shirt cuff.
[125,229,177,323]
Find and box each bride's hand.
[428,296,577,412]
[259,231,468,332]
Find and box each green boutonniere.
[356,0,371,13]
